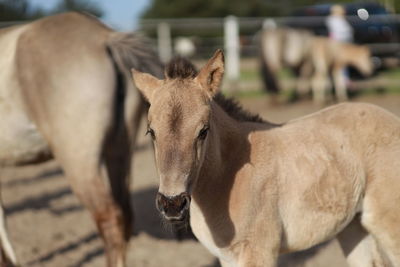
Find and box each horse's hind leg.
[43,94,140,267]
[361,164,400,266]
[60,162,128,267]
[332,64,348,102]
[311,53,329,105]
[0,193,18,267]
[295,61,313,97]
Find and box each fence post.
[224,16,240,87]
[157,22,172,63]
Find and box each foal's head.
[132,50,224,222]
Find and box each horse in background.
[259,28,373,104]
[0,12,162,267]
[259,27,314,97]
[310,36,372,103]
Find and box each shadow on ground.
[4,166,195,266]
[3,163,342,267]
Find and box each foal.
[132,50,400,267]
[310,37,373,103]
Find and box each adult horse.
[259,28,373,103]
[0,12,162,267]
[259,28,314,96]
[310,36,372,103]
[132,50,400,267]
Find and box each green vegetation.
[141,0,397,19]
[381,68,400,79]
[227,65,400,101]
[142,0,272,19]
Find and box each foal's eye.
[198,126,209,140]
[146,127,155,140]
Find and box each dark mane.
[214,93,266,123]
[166,57,198,79]
[166,57,266,123]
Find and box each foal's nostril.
[181,194,191,211]
[180,197,188,210]
[156,192,167,213]
[156,192,191,218]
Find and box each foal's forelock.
[165,57,198,79]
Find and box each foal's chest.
[190,203,236,263]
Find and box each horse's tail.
[105,31,164,130]
[259,30,280,94]
[103,33,164,238]
[105,32,164,122]
[106,32,164,79]
[107,32,163,85]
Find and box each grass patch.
[240,69,260,81]
[240,68,295,82]
[378,68,400,80]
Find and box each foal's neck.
[190,102,271,247]
[193,102,259,199]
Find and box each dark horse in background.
[0,12,162,267]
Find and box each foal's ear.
[196,49,224,98]
[131,69,163,102]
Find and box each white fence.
[140,14,400,81]
[1,14,400,83]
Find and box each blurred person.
[326,4,353,43]
[326,4,355,96]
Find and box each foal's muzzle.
[156,192,191,222]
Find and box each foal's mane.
[165,57,266,123]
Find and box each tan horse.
[132,50,400,267]
[0,12,162,267]
[310,37,372,103]
[260,27,314,95]
[260,28,373,103]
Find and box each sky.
[28,0,151,31]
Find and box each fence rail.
[140,14,400,81]
[1,14,400,82]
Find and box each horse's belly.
[279,162,366,252]
[0,26,51,166]
[281,209,357,253]
[0,108,51,166]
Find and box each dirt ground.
[2,93,400,267]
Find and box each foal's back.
[264,102,400,253]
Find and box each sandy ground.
[1,94,400,267]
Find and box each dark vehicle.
[286,3,400,57]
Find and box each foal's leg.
[338,217,388,267]
[237,231,280,267]
[0,194,18,267]
[361,164,400,266]
[237,199,281,267]
[219,258,233,267]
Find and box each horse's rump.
[0,12,163,266]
